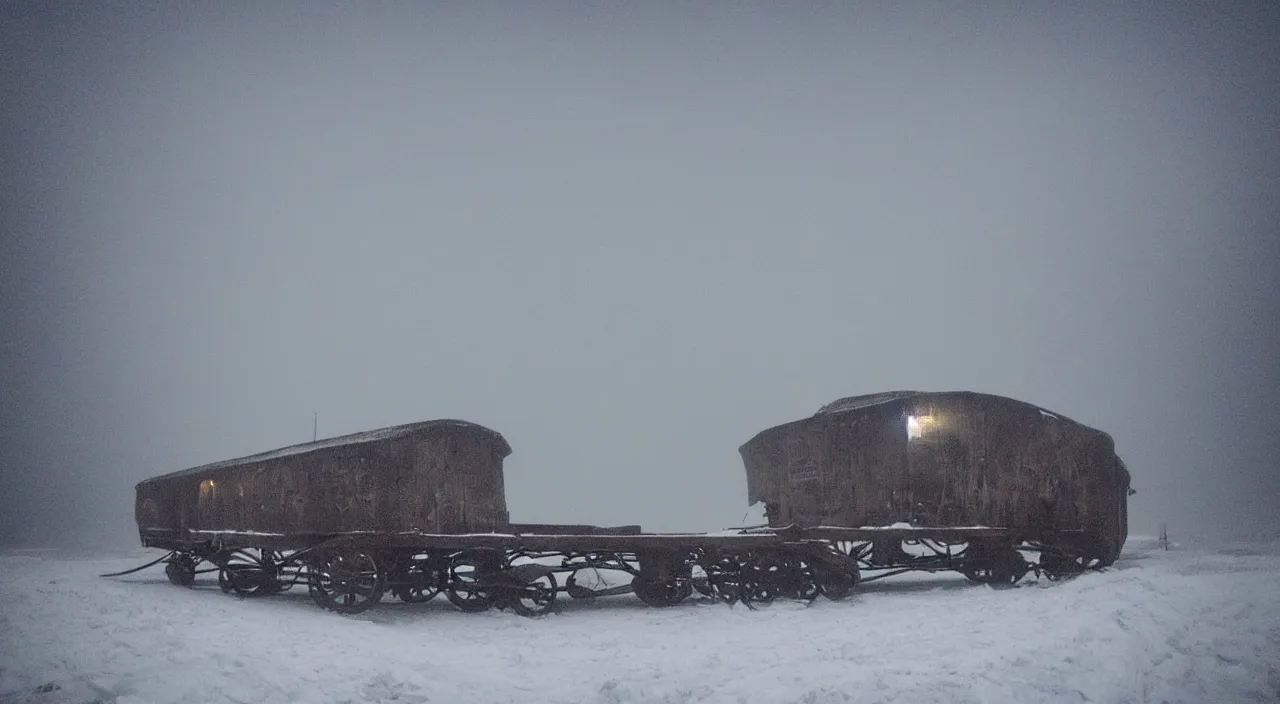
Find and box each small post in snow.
[1158,523,1169,550]
[313,411,318,442]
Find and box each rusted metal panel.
[739,391,1132,562]
[135,420,512,544]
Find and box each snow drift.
[1,536,1277,704]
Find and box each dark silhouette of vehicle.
[108,391,1133,615]
[740,390,1132,579]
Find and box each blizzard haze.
[2,3,1278,547]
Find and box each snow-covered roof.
[814,390,1086,427]
[138,419,509,485]
[739,390,1110,455]
[814,390,921,415]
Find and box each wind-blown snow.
[2,537,1278,704]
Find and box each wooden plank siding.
[135,420,512,542]
[739,391,1131,562]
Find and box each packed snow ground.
[1,536,1278,704]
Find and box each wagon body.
[134,419,512,548]
[738,391,1131,562]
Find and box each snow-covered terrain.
[2,536,1277,704]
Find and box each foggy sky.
[3,2,1278,548]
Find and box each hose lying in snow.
[98,551,176,578]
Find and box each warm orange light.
[907,415,936,440]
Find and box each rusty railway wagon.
[107,392,1133,616]
[740,390,1134,581]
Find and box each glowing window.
[907,415,937,440]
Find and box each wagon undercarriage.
[105,524,1106,617]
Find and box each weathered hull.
[134,420,512,545]
[739,391,1131,562]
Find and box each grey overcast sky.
[2,2,1277,547]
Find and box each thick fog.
[2,3,1277,549]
